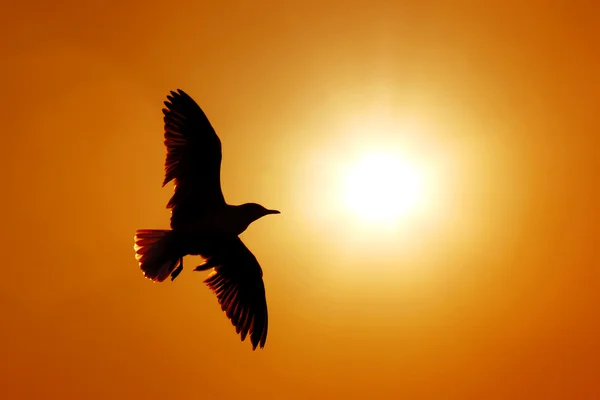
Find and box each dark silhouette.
[134,89,280,350]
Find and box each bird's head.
[240,203,281,224]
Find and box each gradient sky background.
[2,1,599,399]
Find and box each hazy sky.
[1,1,599,399]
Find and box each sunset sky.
[2,1,599,399]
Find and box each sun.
[343,152,426,223]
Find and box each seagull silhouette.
[134,89,280,350]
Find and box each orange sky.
[2,1,599,399]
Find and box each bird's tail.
[134,229,183,282]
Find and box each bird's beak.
[266,209,281,215]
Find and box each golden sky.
[2,1,599,399]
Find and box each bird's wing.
[162,89,226,229]
[195,237,268,350]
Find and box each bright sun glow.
[343,152,426,223]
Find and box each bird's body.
[171,203,276,236]
[134,89,279,350]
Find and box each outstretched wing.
[162,89,226,229]
[195,237,269,350]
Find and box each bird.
[134,89,280,350]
